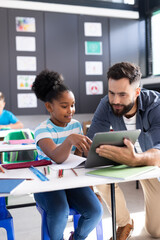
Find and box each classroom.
[0,0,160,240]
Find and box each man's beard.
[110,101,134,117]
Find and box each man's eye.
[62,106,67,108]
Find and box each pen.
[0,165,5,173]
[71,168,78,176]
[30,166,49,181]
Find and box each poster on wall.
[17,93,37,108]
[85,61,103,75]
[16,36,36,52]
[17,75,36,90]
[85,41,102,55]
[84,22,102,37]
[16,17,36,32]
[86,81,103,95]
[16,56,37,71]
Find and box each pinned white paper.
[86,81,103,95]
[85,61,103,75]
[17,75,36,90]
[16,36,36,51]
[16,56,37,71]
[16,17,36,32]
[17,93,37,108]
[84,22,102,37]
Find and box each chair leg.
[136,180,139,189]
[96,219,103,240]
[73,214,80,230]
[6,217,15,240]
[0,197,15,240]
[41,212,50,240]
[36,203,50,240]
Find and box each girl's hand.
[68,134,92,153]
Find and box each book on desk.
[0,179,25,194]
[86,165,157,180]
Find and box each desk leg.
[111,183,117,240]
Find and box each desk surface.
[1,165,160,196]
[0,142,36,152]
[0,128,33,139]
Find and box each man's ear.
[136,87,141,97]
[45,102,53,113]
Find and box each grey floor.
[0,181,159,240]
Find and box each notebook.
[86,165,157,180]
[85,129,141,168]
[0,179,25,193]
[2,159,52,169]
[8,139,35,144]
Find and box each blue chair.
[36,203,103,240]
[0,197,15,240]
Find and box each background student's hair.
[0,92,5,101]
[32,69,70,103]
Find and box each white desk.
[0,128,33,139]
[1,165,158,195]
[0,143,36,153]
[1,165,160,240]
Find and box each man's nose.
[113,95,120,104]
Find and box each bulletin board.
[8,9,46,115]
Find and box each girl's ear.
[45,102,53,113]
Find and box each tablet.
[85,129,141,168]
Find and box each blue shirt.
[35,118,83,161]
[87,89,160,152]
[0,110,18,125]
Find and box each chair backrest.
[2,130,37,164]
[82,121,91,135]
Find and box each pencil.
[59,169,63,178]
[47,166,50,175]
[71,168,78,176]
[58,169,61,178]
[44,167,47,176]
[0,165,5,173]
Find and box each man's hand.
[96,138,138,166]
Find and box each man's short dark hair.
[107,62,142,85]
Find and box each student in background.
[87,62,160,239]
[0,92,23,129]
[32,70,103,240]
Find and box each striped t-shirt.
[35,118,83,161]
